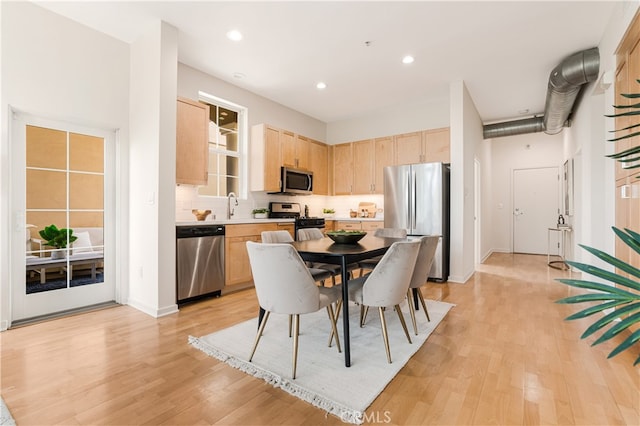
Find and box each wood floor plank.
[2,253,638,425]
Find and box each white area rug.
[0,397,16,426]
[190,299,454,424]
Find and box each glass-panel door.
[11,114,115,323]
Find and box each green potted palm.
[39,224,77,259]
[556,80,640,365]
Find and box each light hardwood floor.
[2,253,638,425]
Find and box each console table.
[547,226,572,270]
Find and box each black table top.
[291,235,404,264]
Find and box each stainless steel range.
[269,202,325,240]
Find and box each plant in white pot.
[39,224,78,259]
[252,208,269,219]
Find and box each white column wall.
[127,21,178,317]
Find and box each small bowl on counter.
[326,230,367,244]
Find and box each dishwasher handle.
[176,225,225,238]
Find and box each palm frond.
[579,302,640,338]
[563,260,640,291]
[577,243,640,281]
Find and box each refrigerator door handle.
[410,168,416,231]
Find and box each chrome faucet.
[227,192,238,219]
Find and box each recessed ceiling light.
[518,109,530,115]
[233,72,245,79]
[316,82,327,90]
[226,30,243,41]
[402,55,415,64]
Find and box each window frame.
[197,91,248,199]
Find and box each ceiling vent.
[483,47,600,139]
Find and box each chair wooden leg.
[249,311,270,362]
[407,289,418,335]
[378,307,392,363]
[395,304,412,344]
[288,314,293,337]
[292,314,299,379]
[360,305,369,327]
[326,305,341,353]
[328,300,342,347]
[417,288,431,322]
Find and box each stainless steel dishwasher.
[176,224,225,304]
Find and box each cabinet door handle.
[621,185,631,199]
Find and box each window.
[197,92,247,198]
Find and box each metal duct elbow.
[543,47,600,134]
[483,117,545,139]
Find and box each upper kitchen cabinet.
[250,124,282,192]
[250,123,328,193]
[423,127,450,163]
[309,139,329,195]
[394,131,422,165]
[394,128,450,165]
[350,137,394,194]
[176,97,209,185]
[282,132,311,170]
[332,143,353,195]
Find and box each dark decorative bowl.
[326,231,367,244]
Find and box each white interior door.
[513,167,560,255]
[10,112,116,323]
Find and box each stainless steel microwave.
[270,167,313,195]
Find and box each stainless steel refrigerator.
[383,162,450,281]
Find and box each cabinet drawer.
[226,223,278,237]
[361,221,384,231]
[335,221,362,230]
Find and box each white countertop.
[176,218,295,227]
[328,217,383,222]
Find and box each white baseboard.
[127,297,178,318]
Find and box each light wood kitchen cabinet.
[614,14,640,334]
[350,137,394,194]
[251,123,328,193]
[332,143,353,195]
[324,220,335,232]
[395,131,422,165]
[374,137,395,193]
[309,139,329,195]
[225,223,282,287]
[352,139,375,194]
[394,128,450,165]
[423,127,450,163]
[361,221,384,231]
[176,97,209,185]
[250,124,282,192]
[277,222,295,239]
[282,133,310,170]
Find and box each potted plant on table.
[38,224,78,259]
[252,208,269,219]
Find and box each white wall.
[326,97,450,144]
[0,1,130,328]
[449,81,483,283]
[478,139,493,262]
[127,21,179,317]
[488,132,564,253]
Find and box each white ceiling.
[35,1,620,124]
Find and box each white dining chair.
[261,230,333,285]
[335,239,420,363]
[246,241,342,379]
[406,235,440,335]
[357,228,408,276]
[297,228,359,285]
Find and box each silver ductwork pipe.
[543,47,600,134]
[482,47,600,139]
[483,117,545,139]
